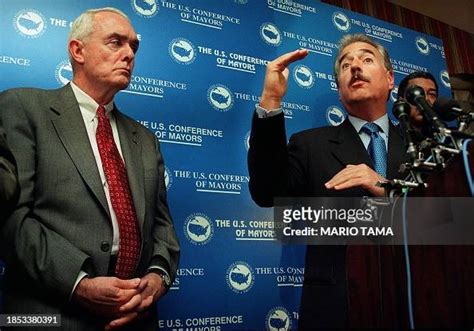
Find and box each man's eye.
[341,63,350,70]
[110,39,121,46]
[363,57,374,63]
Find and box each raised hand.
[260,49,309,110]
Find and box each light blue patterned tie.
[361,122,387,177]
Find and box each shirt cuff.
[147,266,170,279]
[255,104,283,118]
[70,270,89,301]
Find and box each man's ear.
[69,39,85,65]
[387,70,395,90]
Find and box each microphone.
[392,100,417,160]
[433,97,474,122]
[405,85,447,133]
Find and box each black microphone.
[433,97,474,122]
[392,100,417,160]
[405,85,447,133]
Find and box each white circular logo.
[415,36,430,55]
[131,0,159,18]
[326,106,346,126]
[440,70,450,88]
[293,65,314,89]
[164,166,172,191]
[55,60,73,86]
[390,86,399,102]
[207,84,233,112]
[244,130,251,151]
[14,9,46,38]
[184,213,214,245]
[226,261,254,293]
[260,23,282,46]
[266,307,292,331]
[169,38,196,65]
[332,12,350,32]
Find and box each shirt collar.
[348,113,389,135]
[70,82,114,122]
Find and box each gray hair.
[68,7,130,42]
[333,33,393,84]
[68,7,131,68]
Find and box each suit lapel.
[387,121,409,179]
[49,84,110,217]
[115,109,146,231]
[329,119,373,167]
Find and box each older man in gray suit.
[0,7,180,330]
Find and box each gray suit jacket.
[0,124,19,220]
[0,85,180,330]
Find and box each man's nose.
[350,58,362,73]
[123,44,135,62]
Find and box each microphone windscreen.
[433,97,460,121]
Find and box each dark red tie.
[96,105,140,279]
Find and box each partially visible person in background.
[397,70,438,129]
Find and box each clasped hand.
[73,272,165,330]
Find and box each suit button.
[101,241,110,252]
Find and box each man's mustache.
[349,72,370,86]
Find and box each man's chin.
[343,94,373,104]
[114,80,131,91]
[413,116,424,126]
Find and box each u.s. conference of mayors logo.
[326,105,346,126]
[332,12,350,32]
[169,38,196,65]
[164,166,173,191]
[13,9,46,38]
[184,213,214,245]
[55,60,73,86]
[131,0,159,18]
[207,84,234,112]
[226,261,254,293]
[415,36,430,55]
[266,307,292,331]
[293,65,315,89]
[260,23,282,47]
[440,70,451,88]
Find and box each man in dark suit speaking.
[248,34,408,328]
[0,7,180,330]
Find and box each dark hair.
[397,71,438,99]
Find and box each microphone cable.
[402,190,415,329]
[462,139,474,196]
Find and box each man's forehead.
[93,11,136,35]
[94,11,134,30]
[340,42,378,59]
[342,41,377,51]
[409,77,436,89]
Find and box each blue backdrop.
[0,0,450,330]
